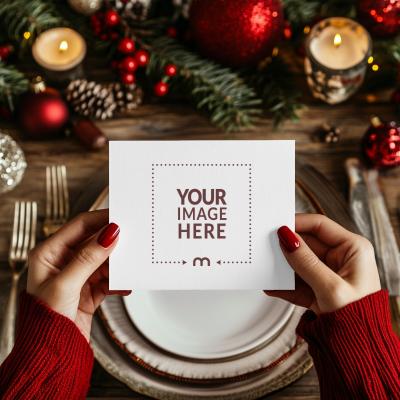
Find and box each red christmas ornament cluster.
[362,117,400,168]
[90,6,151,85]
[153,63,178,97]
[114,37,150,84]
[189,0,284,67]
[357,0,400,37]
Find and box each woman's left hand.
[27,209,130,341]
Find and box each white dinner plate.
[124,291,293,360]
[92,189,315,362]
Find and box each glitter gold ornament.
[68,0,103,15]
[189,0,284,67]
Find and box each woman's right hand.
[265,213,381,314]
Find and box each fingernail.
[98,223,120,248]
[277,226,300,253]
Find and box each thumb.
[277,226,338,291]
[60,222,120,289]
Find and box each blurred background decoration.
[0,0,398,135]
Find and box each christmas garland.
[0,0,399,131]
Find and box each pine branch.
[282,0,320,29]
[283,0,356,31]
[390,38,400,63]
[244,57,303,126]
[0,62,29,111]
[0,0,64,46]
[147,36,262,131]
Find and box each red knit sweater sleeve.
[297,289,400,400]
[0,291,94,400]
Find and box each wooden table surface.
[0,88,399,399]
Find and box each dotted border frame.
[151,163,252,265]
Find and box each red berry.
[0,45,12,60]
[135,50,149,66]
[90,13,101,26]
[154,81,169,96]
[105,9,120,27]
[118,37,135,54]
[120,72,136,85]
[164,64,177,77]
[119,56,138,72]
[166,26,177,38]
[283,22,292,40]
[110,32,119,41]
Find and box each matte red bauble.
[189,0,284,67]
[362,117,400,168]
[19,93,69,139]
[357,0,400,37]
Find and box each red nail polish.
[98,223,120,248]
[277,226,300,253]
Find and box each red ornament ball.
[19,92,69,139]
[164,64,177,77]
[120,71,136,85]
[135,50,150,66]
[362,118,400,168]
[154,81,169,96]
[357,0,400,37]
[119,56,138,72]
[189,0,284,67]
[104,9,120,27]
[118,37,135,54]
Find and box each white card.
[109,140,295,290]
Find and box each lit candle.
[32,28,87,85]
[305,18,372,104]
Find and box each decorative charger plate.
[71,162,358,399]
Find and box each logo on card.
[151,163,252,268]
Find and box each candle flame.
[333,33,342,48]
[59,40,68,52]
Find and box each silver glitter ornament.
[0,133,27,194]
[68,0,103,15]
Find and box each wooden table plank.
[0,100,398,399]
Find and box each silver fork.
[43,165,69,237]
[0,201,37,364]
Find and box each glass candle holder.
[305,17,372,104]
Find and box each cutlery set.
[0,165,69,364]
[346,158,400,334]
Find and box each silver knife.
[346,158,400,333]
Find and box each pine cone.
[66,79,117,120]
[110,83,143,112]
